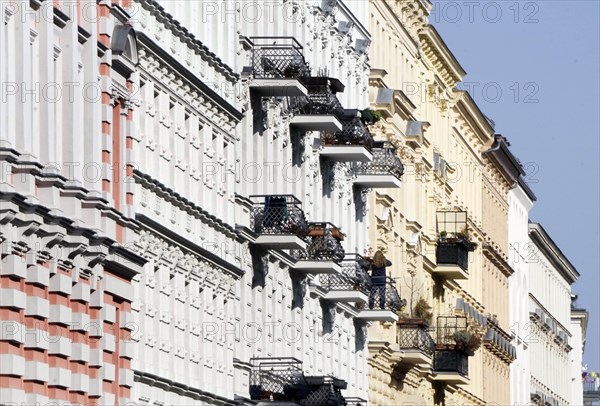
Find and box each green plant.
[455,226,478,251]
[466,333,482,352]
[413,298,433,324]
[455,226,469,240]
[453,330,471,345]
[360,108,382,124]
[440,230,447,238]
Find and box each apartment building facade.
[0,0,402,404]
[526,223,579,405]
[0,0,591,405]
[508,180,536,406]
[366,0,521,404]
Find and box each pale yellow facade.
[366,1,518,404]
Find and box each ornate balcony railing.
[249,357,309,401]
[291,222,345,263]
[319,253,371,295]
[293,77,344,116]
[250,195,309,238]
[324,110,374,148]
[436,239,471,271]
[250,36,310,79]
[354,141,403,178]
[432,315,470,376]
[367,276,403,313]
[304,376,347,406]
[397,322,436,356]
[433,349,469,376]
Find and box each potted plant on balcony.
[323,131,336,145]
[308,224,326,237]
[331,227,345,241]
[360,108,382,125]
[439,227,477,252]
[465,333,482,356]
[455,227,478,251]
[453,330,471,351]
[399,297,433,327]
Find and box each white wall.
[508,185,534,406]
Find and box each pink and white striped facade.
[1,0,145,404]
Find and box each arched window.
[111,24,139,77]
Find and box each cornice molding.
[482,243,514,277]
[137,34,243,125]
[528,223,579,284]
[137,0,238,82]
[419,25,466,88]
[135,214,244,281]
[134,171,240,240]
[453,91,494,144]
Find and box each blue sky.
[433,1,600,372]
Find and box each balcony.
[354,141,403,188]
[357,276,402,322]
[249,37,310,97]
[250,357,309,402]
[303,376,347,406]
[430,315,470,385]
[434,239,471,279]
[250,195,309,250]
[583,375,600,404]
[320,253,370,303]
[433,211,475,279]
[290,77,345,132]
[249,358,348,405]
[319,110,374,162]
[431,349,469,385]
[395,319,435,366]
[290,222,345,275]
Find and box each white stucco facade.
[508,182,535,405]
[527,223,579,405]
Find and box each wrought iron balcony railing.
[436,239,470,271]
[319,253,371,295]
[304,376,347,406]
[250,195,309,239]
[354,141,403,178]
[250,36,310,80]
[397,322,436,356]
[250,357,309,401]
[291,222,345,263]
[292,77,345,116]
[433,349,469,376]
[323,110,374,148]
[367,276,402,313]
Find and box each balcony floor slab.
[354,174,402,188]
[290,115,342,132]
[250,78,308,97]
[292,260,341,275]
[399,350,433,366]
[319,146,373,162]
[323,290,368,303]
[432,264,468,280]
[430,372,469,385]
[253,234,307,251]
[356,309,399,322]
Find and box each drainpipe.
[482,138,519,188]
